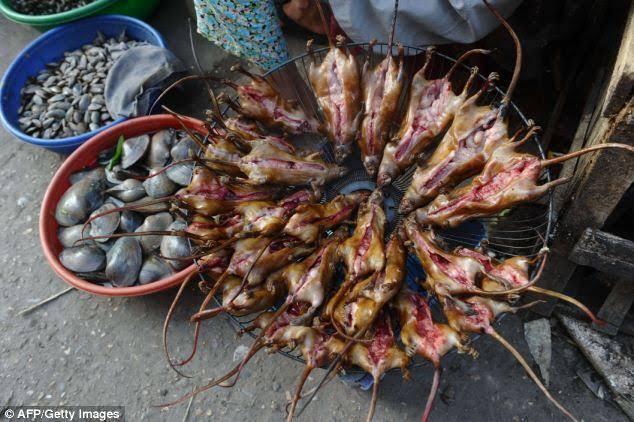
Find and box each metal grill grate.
[195,42,554,366]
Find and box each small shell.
[160,221,191,270]
[119,210,144,233]
[58,224,92,248]
[106,179,146,202]
[105,164,126,185]
[68,169,93,185]
[147,129,174,168]
[121,134,150,169]
[165,162,194,186]
[138,256,174,284]
[171,135,200,161]
[105,237,142,287]
[88,203,120,242]
[59,245,106,273]
[135,212,173,253]
[97,239,116,254]
[143,168,178,198]
[55,168,105,227]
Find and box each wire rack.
[196,42,554,366]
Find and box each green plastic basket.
[0,0,162,30]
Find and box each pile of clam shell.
[10,0,94,15]
[17,31,147,139]
[55,129,200,287]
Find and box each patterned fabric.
[194,0,290,72]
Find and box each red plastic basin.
[40,114,208,297]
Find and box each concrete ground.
[0,1,629,421]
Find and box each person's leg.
[194,0,289,72]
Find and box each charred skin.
[339,189,387,279]
[455,247,531,291]
[223,117,295,153]
[234,201,291,237]
[176,167,280,217]
[332,234,405,336]
[378,63,479,187]
[265,325,343,367]
[283,191,368,244]
[268,229,346,325]
[186,213,243,242]
[228,237,314,287]
[347,313,410,376]
[345,312,410,422]
[456,246,604,324]
[234,189,318,237]
[238,141,347,187]
[308,38,362,163]
[204,135,245,176]
[197,248,232,281]
[218,275,286,317]
[395,291,468,366]
[185,189,316,240]
[414,142,558,228]
[400,73,507,213]
[230,69,320,135]
[358,45,405,176]
[324,190,386,319]
[404,220,483,297]
[441,295,521,335]
[395,290,471,422]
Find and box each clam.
[105,164,127,185]
[105,237,142,287]
[106,178,146,202]
[139,256,174,284]
[119,210,144,233]
[55,168,106,227]
[171,135,200,161]
[88,203,120,242]
[97,239,116,253]
[121,134,150,169]
[58,224,91,248]
[143,168,178,198]
[160,220,192,270]
[59,245,106,272]
[135,212,173,253]
[69,169,94,185]
[165,162,194,186]
[147,129,174,168]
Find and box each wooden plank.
[569,228,634,279]
[558,314,634,419]
[594,279,634,335]
[602,1,634,117]
[552,67,606,213]
[533,98,634,316]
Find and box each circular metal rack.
[197,42,554,367]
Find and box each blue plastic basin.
[0,14,167,154]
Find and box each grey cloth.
[330,0,522,49]
[105,45,186,118]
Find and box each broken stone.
[524,318,551,386]
[576,366,609,401]
[233,344,249,362]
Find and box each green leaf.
[107,135,125,171]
